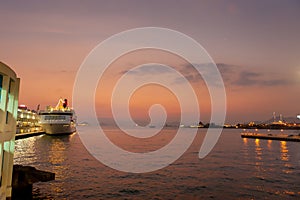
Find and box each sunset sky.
[1,1,300,124]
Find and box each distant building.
[0,62,20,199]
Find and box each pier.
[241,133,300,142]
[12,165,55,200]
[15,132,45,140]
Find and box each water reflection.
[242,138,250,163]
[280,141,292,174]
[13,129,300,199]
[14,136,40,165]
[46,134,74,195]
[280,141,289,162]
[48,138,67,166]
[255,139,262,160]
[254,139,263,171]
[267,140,272,150]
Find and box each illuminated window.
[44,115,66,121]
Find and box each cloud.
[187,63,292,87]
[118,62,292,88]
[233,71,260,86]
[119,64,174,76]
[216,63,237,73]
[174,62,292,88]
[33,67,74,75]
[173,63,234,86]
[233,71,291,86]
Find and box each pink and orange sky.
[1,1,300,124]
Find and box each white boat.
[38,99,76,135]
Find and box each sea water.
[14,128,300,199]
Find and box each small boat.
[38,98,76,135]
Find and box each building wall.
[0,62,20,200]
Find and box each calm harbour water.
[14,128,300,200]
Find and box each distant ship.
[38,98,76,135]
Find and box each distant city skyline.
[1,1,299,124]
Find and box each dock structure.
[12,165,55,200]
[15,132,44,140]
[0,62,20,200]
[241,133,300,142]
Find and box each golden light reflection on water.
[280,141,289,162]
[254,139,263,170]
[267,140,272,150]
[255,139,262,158]
[280,141,292,174]
[242,138,250,161]
[47,135,73,195]
[15,134,76,196]
[14,136,39,165]
[13,129,300,199]
[49,138,66,166]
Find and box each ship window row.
[44,115,66,120]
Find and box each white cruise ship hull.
[42,122,76,135]
[39,109,76,135]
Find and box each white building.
[0,62,20,200]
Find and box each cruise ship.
[17,105,43,134]
[38,99,76,135]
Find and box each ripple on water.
[14,129,300,199]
